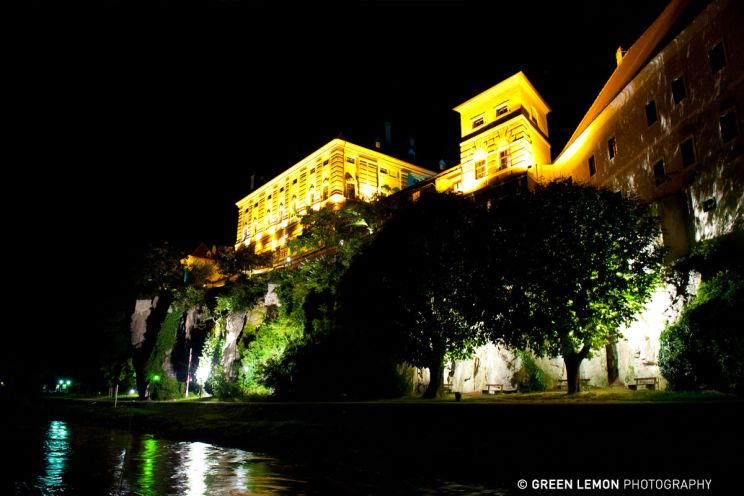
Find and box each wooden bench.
[556,378,590,389]
[443,383,454,394]
[482,383,503,394]
[629,376,659,390]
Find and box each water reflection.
[36,420,69,492]
[23,420,305,495]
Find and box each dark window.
[608,137,617,160]
[475,159,487,179]
[653,160,666,185]
[680,138,696,167]
[720,109,738,143]
[588,155,596,177]
[499,150,510,170]
[380,168,388,175]
[323,159,329,166]
[472,116,484,129]
[709,42,726,73]
[645,100,658,126]
[496,105,508,117]
[672,76,686,104]
[292,178,297,184]
[346,156,355,164]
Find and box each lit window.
[671,76,686,104]
[472,116,484,129]
[475,159,486,179]
[720,109,739,143]
[708,42,726,73]
[588,155,596,177]
[653,159,666,185]
[499,150,510,170]
[608,137,618,160]
[496,104,508,117]
[680,138,696,167]
[645,100,658,126]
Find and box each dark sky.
[5,0,669,384]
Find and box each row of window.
[589,107,739,180]
[474,150,511,179]
[471,102,539,131]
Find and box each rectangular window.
[608,136,617,160]
[292,178,297,185]
[588,155,596,177]
[496,104,508,117]
[499,150,510,170]
[380,168,388,175]
[708,42,726,73]
[346,156,355,164]
[472,116,484,129]
[645,100,658,126]
[672,76,686,104]
[680,138,696,167]
[653,159,666,185]
[323,159,329,166]
[475,159,487,179]
[720,109,739,143]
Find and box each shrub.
[659,270,744,393]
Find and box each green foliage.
[338,193,489,370]
[513,351,546,392]
[213,245,272,278]
[492,180,665,361]
[136,241,186,296]
[173,286,208,312]
[240,315,303,395]
[659,269,744,392]
[214,277,266,315]
[144,307,183,400]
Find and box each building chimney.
[250,174,255,191]
[384,121,392,147]
[615,46,627,67]
[374,137,382,150]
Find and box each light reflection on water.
[24,420,306,495]
[7,419,507,495]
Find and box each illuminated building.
[231,0,742,390]
[436,71,551,196]
[234,139,435,255]
[549,0,743,260]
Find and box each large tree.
[494,180,665,393]
[338,193,491,398]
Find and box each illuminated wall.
[550,0,744,259]
[235,139,435,254]
[435,72,552,194]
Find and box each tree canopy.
[490,180,665,393]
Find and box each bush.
[659,270,744,393]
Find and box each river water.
[5,419,508,495]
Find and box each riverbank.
[24,393,743,493]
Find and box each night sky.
[6,0,669,386]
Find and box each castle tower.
[437,72,551,194]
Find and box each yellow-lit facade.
[548,0,743,259]
[235,139,435,254]
[436,72,551,194]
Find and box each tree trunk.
[606,342,620,386]
[564,345,590,394]
[422,355,444,399]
